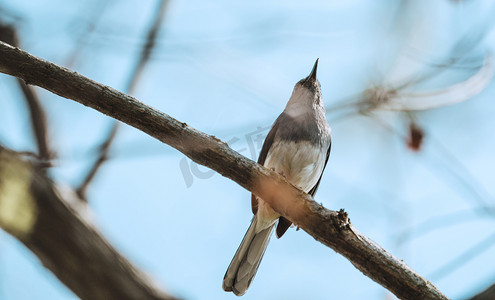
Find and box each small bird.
[222,59,332,296]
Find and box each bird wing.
[307,140,331,197]
[276,140,331,238]
[251,120,280,214]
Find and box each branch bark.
[0,41,447,300]
[0,147,177,300]
[469,283,495,300]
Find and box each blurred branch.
[469,283,495,300]
[0,147,177,300]
[0,22,53,165]
[125,0,168,94]
[394,207,495,245]
[0,41,448,300]
[383,54,494,111]
[429,231,495,280]
[64,0,111,68]
[77,0,169,200]
[398,2,495,91]
[17,80,53,164]
[76,123,118,200]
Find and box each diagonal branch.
[125,0,169,94]
[470,283,495,300]
[76,123,118,200]
[429,231,495,281]
[0,147,177,300]
[0,41,447,300]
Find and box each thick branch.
[470,283,495,300]
[0,147,177,300]
[0,41,447,299]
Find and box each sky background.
[1,0,495,299]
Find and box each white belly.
[264,141,326,192]
[255,140,327,232]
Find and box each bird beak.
[308,58,319,82]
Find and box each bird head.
[298,58,321,91]
[285,59,323,115]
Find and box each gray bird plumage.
[223,59,332,296]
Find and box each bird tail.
[223,215,275,296]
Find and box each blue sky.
[1,0,495,299]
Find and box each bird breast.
[264,140,327,193]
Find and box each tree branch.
[0,23,53,165]
[0,41,447,300]
[76,123,118,200]
[17,79,53,163]
[0,147,177,300]
[469,283,495,300]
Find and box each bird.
[222,59,332,296]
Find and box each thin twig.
[396,2,495,91]
[17,80,53,163]
[76,123,118,199]
[429,231,495,280]
[125,0,169,94]
[64,0,111,68]
[394,207,495,245]
[76,0,169,201]
[0,22,53,166]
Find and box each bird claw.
[269,168,287,179]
